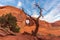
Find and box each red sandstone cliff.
[51,21,60,27]
[0,6,60,40]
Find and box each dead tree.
[22,4,43,36]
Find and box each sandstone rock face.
[1,6,59,38]
[0,6,52,33]
[51,21,60,27]
[0,6,27,28]
[0,34,60,40]
[0,6,60,40]
[39,20,52,28]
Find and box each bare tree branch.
[35,4,43,20]
[21,4,44,36]
[22,8,36,22]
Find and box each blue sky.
[0,0,60,23]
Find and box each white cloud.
[32,11,39,18]
[4,0,14,2]
[17,1,22,8]
[42,0,59,15]
[40,3,60,23]
[32,1,60,23]
[44,0,59,10]
[0,0,16,3]
[31,0,36,8]
[32,14,39,18]
[0,4,4,6]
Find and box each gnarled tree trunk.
[22,4,43,36]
